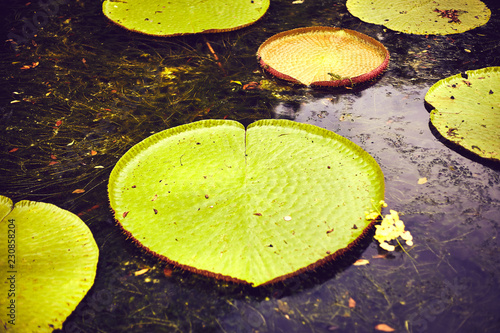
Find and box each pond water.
[0,0,499,332]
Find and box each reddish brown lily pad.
[257,27,390,87]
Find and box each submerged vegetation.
[0,0,499,332]
[0,1,279,205]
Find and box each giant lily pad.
[102,0,270,36]
[108,119,385,286]
[425,67,500,162]
[257,27,389,87]
[346,0,491,35]
[0,196,99,332]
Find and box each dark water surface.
[1,0,499,332]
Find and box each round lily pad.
[425,67,500,162]
[257,27,389,87]
[346,0,491,35]
[108,119,385,286]
[102,0,270,37]
[0,195,99,332]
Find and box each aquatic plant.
[102,0,270,36]
[0,195,99,332]
[108,119,385,286]
[346,0,491,35]
[425,66,500,162]
[257,27,389,87]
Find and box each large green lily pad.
[425,67,500,162]
[346,0,491,35]
[0,196,99,332]
[108,120,385,286]
[102,0,270,37]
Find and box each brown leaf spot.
[418,177,428,184]
[163,267,173,277]
[375,323,395,332]
[348,297,356,308]
[353,259,369,266]
[134,268,149,276]
[372,254,388,259]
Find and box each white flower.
[380,241,395,251]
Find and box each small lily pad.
[108,119,385,286]
[102,0,270,36]
[346,0,491,35]
[425,67,500,162]
[0,195,99,332]
[257,27,389,87]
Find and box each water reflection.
[0,0,499,332]
[215,79,500,332]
